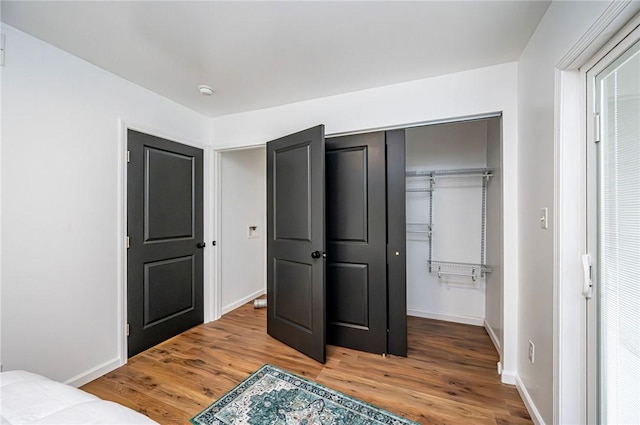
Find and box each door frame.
[212,144,269,321]
[552,5,640,424]
[117,120,213,365]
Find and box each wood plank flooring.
[82,302,531,424]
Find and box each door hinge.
[0,33,5,67]
[126,236,130,249]
[127,150,131,163]
[594,113,601,144]
[126,323,130,336]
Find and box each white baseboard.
[407,309,484,326]
[221,289,266,315]
[62,289,265,388]
[63,357,123,388]
[515,374,546,425]
[484,319,502,353]
[500,370,517,385]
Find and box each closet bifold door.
[326,132,388,354]
[386,129,407,357]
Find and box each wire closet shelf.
[406,167,494,281]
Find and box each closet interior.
[405,118,503,345]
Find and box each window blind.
[598,41,640,424]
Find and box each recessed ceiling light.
[198,85,214,96]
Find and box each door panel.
[327,263,369,328]
[128,130,204,358]
[267,125,326,363]
[273,259,313,330]
[326,147,368,241]
[145,148,194,241]
[326,132,387,354]
[274,144,312,241]
[143,256,194,327]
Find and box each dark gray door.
[386,130,407,357]
[267,125,326,363]
[326,132,387,353]
[127,130,204,358]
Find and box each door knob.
[311,251,326,259]
[196,242,206,249]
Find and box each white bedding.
[0,371,158,425]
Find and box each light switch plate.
[540,208,548,229]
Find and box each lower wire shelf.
[429,260,492,281]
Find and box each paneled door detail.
[326,132,387,354]
[267,125,326,363]
[127,130,204,357]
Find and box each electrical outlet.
[528,340,535,363]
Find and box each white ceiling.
[1,1,550,118]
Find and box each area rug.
[191,364,418,425]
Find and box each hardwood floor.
[82,302,531,424]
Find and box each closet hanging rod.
[406,188,433,193]
[406,167,494,178]
[431,173,492,180]
[437,269,478,282]
[406,172,493,180]
[406,223,431,234]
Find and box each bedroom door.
[127,130,204,357]
[266,125,327,363]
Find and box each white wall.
[405,121,488,325]
[485,118,503,354]
[516,2,614,423]
[0,25,209,385]
[211,61,520,381]
[211,63,518,150]
[220,147,266,314]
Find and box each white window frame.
[583,20,640,425]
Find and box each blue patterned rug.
[191,364,418,425]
